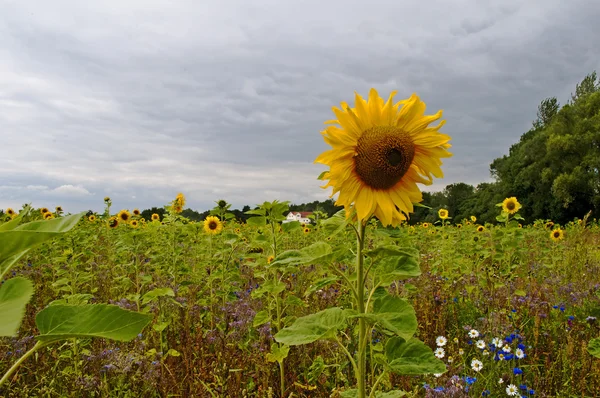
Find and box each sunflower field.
[2,90,600,397]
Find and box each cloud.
[1,0,598,213]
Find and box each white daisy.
[482,350,490,356]
[492,337,502,346]
[434,347,445,359]
[506,384,519,396]
[476,339,486,349]
[515,348,525,359]
[468,329,480,338]
[503,345,511,353]
[436,336,448,347]
[458,348,464,355]
[471,359,483,372]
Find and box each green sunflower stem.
[356,220,367,398]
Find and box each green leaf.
[253,310,270,327]
[321,209,350,237]
[514,289,527,297]
[587,338,600,358]
[246,216,267,226]
[0,250,30,280]
[366,294,417,340]
[35,304,153,343]
[141,287,175,305]
[0,277,34,336]
[271,242,333,267]
[305,276,340,297]
[266,343,290,363]
[0,212,85,274]
[376,391,407,398]
[367,246,421,285]
[245,209,265,216]
[282,221,301,233]
[385,337,447,375]
[274,307,347,346]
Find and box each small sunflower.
[301,223,306,228]
[175,192,186,208]
[518,223,522,228]
[130,220,139,228]
[117,210,131,223]
[502,197,521,214]
[476,225,485,232]
[428,229,436,235]
[456,223,462,229]
[303,227,310,234]
[470,216,477,222]
[104,197,111,203]
[151,213,160,221]
[40,207,49,214]
[55,206,63,213]
[545,221,554,229]
[6,208,15,216]
[550,228,564,242]
[267,255,275,264]
[88,215,97,222]
[108,217,119,228]
[422,222,430,228]
[44,212,54,220]
[315,88,452,227]
[173,205,183,213]
[234,227,241,233]
[133,209,141,216]
[203,216,223,235]
[438,208,449,220]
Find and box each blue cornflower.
[553,305,558,309]
[568,315,575,320]
[464,376,477,385]
[505,353,515,360]
[513,367,523,375]
[434,387,444,392]
[559,305,565,312]
[520,384,528,390]
[481,390,491,396]
[529,389,535,395]
[518,343,526,350]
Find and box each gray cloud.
[1,0,599,213]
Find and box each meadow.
[1,197,599,398]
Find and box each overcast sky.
[1,0,598,213]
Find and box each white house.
[283,211,313,224]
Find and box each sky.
[1,0,598,214]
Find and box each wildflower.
[513,367,523,375]
[506,384,519,396]
[502,197,521,214]
[203,216,223,235]
[40,207,49,214]
[503,345,512,353]
[476,340,486,349]
[482,350,490,356]
[151,213,160,221]
[267,255,275,264]
[498,378,504,384]
[436,336,447,347]
[117,210,131,223]
[471,359,483,372]
[550,228,564,241]
[476,225,485,232]
[434,347,445,359]
[88,215,96,222]
[468,329,480,338]
[438,208,449,219]
[458,348,464,355]
[471,215,477,222]
[453,337,459,343]
[314,89,452,227]
[447,356,453,363]
[492,337,503,347]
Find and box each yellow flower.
[104,196,111,202]
[175,192,186,208]
[422,222,430,228]
[476,225,485,232]
[550,228,564,242]
[502,197,521,214]
[88,215,96,222]
[267,255,275,264]
[470,215,477,222]
[130,220,139,228]
[133,208,140,216]
[151,213,160,221]
[44,212,54,220]
[108,217,119,228]
[545,221,554,229]
[203,216,223,235]
[55,206,63,213]
[438,208,449,219]
[303,227,310,234]
[315,89,452,227]
[117,210,131,223]
[234,228,241,233]
[456,223,462,229]
[6,208,15,216]
[40,207,49,214]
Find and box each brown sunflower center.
[553,231,560,238]
[209,221,218,230]
[506,202,515,211]
[354,126,415,190]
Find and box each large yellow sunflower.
[550,228,564,242]
[438,208,449,220]
[203,216,223,235]
[502,197,521,215]
[315,89,452,227]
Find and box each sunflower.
[422,222,430,228]
[550,228,564,242]
[267,255,275,264]
[175,192,186,207]
[303,227,310,234]
[476,225,485,232]
[88,215,96,222]
[108,217,119,228]
[55,206,63,213]
[40,207,49,214]
[44,212,54,220]
[151,213,160,221]
[203,216,223,235]
[502,197,521,215]
[456,223,462,229]
[428,229,436,235]
[438,208,449,219]
[133,208,140,216]
[104,197,111,203]
[6,208,15,216]
[315,89,452,227]
[470,216,477,222]
[117,210,131,223]
[545,221,554,229]
[130,220,139,228]
[173,205,183,213]
[234,227,241,233]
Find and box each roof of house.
[289,211,313,217]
